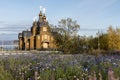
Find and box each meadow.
[0,52,120,80]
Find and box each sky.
[0,0,120,40]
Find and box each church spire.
[31,17,37,35]
[39,11,42,17]
[33,20,37,26]
[42,8,46,22]
[39,6,43,22]
[43,14,46,22]
[38,6,47,22]
[33,16,37,26]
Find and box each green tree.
[86,33,108,54]
[99,33,108,50]
[55,18,80,54]
[58,18,80,36]
[87,36,97,50]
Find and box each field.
[0,52,120,80]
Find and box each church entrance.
[42,42,49,48]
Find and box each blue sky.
[0,0,120,40]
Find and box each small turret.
[42,14,46,22]
[31,20,37,36]
[42,8,46,22]
[39,6,43,22]
[39,11,43,22]
[33,20,37,26]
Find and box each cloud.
[0,22,31,28]
[0,21,4,23]
[0,31,18,34]
[0,23,32,35]
[0,21,8,28]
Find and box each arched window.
[43,42,49,48]
[43,27,47,31]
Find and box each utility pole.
[97,30,100,50]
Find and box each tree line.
[52,18,120,54]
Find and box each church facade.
[18,10,57,50]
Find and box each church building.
[18,9,57,50]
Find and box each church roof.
[18,33,22,38]
[22,31,32,38]
[38,21,49,27]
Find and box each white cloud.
[0,31,18,34]
[0,22,32,35]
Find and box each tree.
[55,18,80,54]
[86,33,108,53]
[107,26,120,50]
[58,18,80,36]
[99,33,108,50]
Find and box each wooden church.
[18,9,57,50]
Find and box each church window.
[43,27,47,31]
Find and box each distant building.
[18,10,57,50]
[13,40,19,49]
